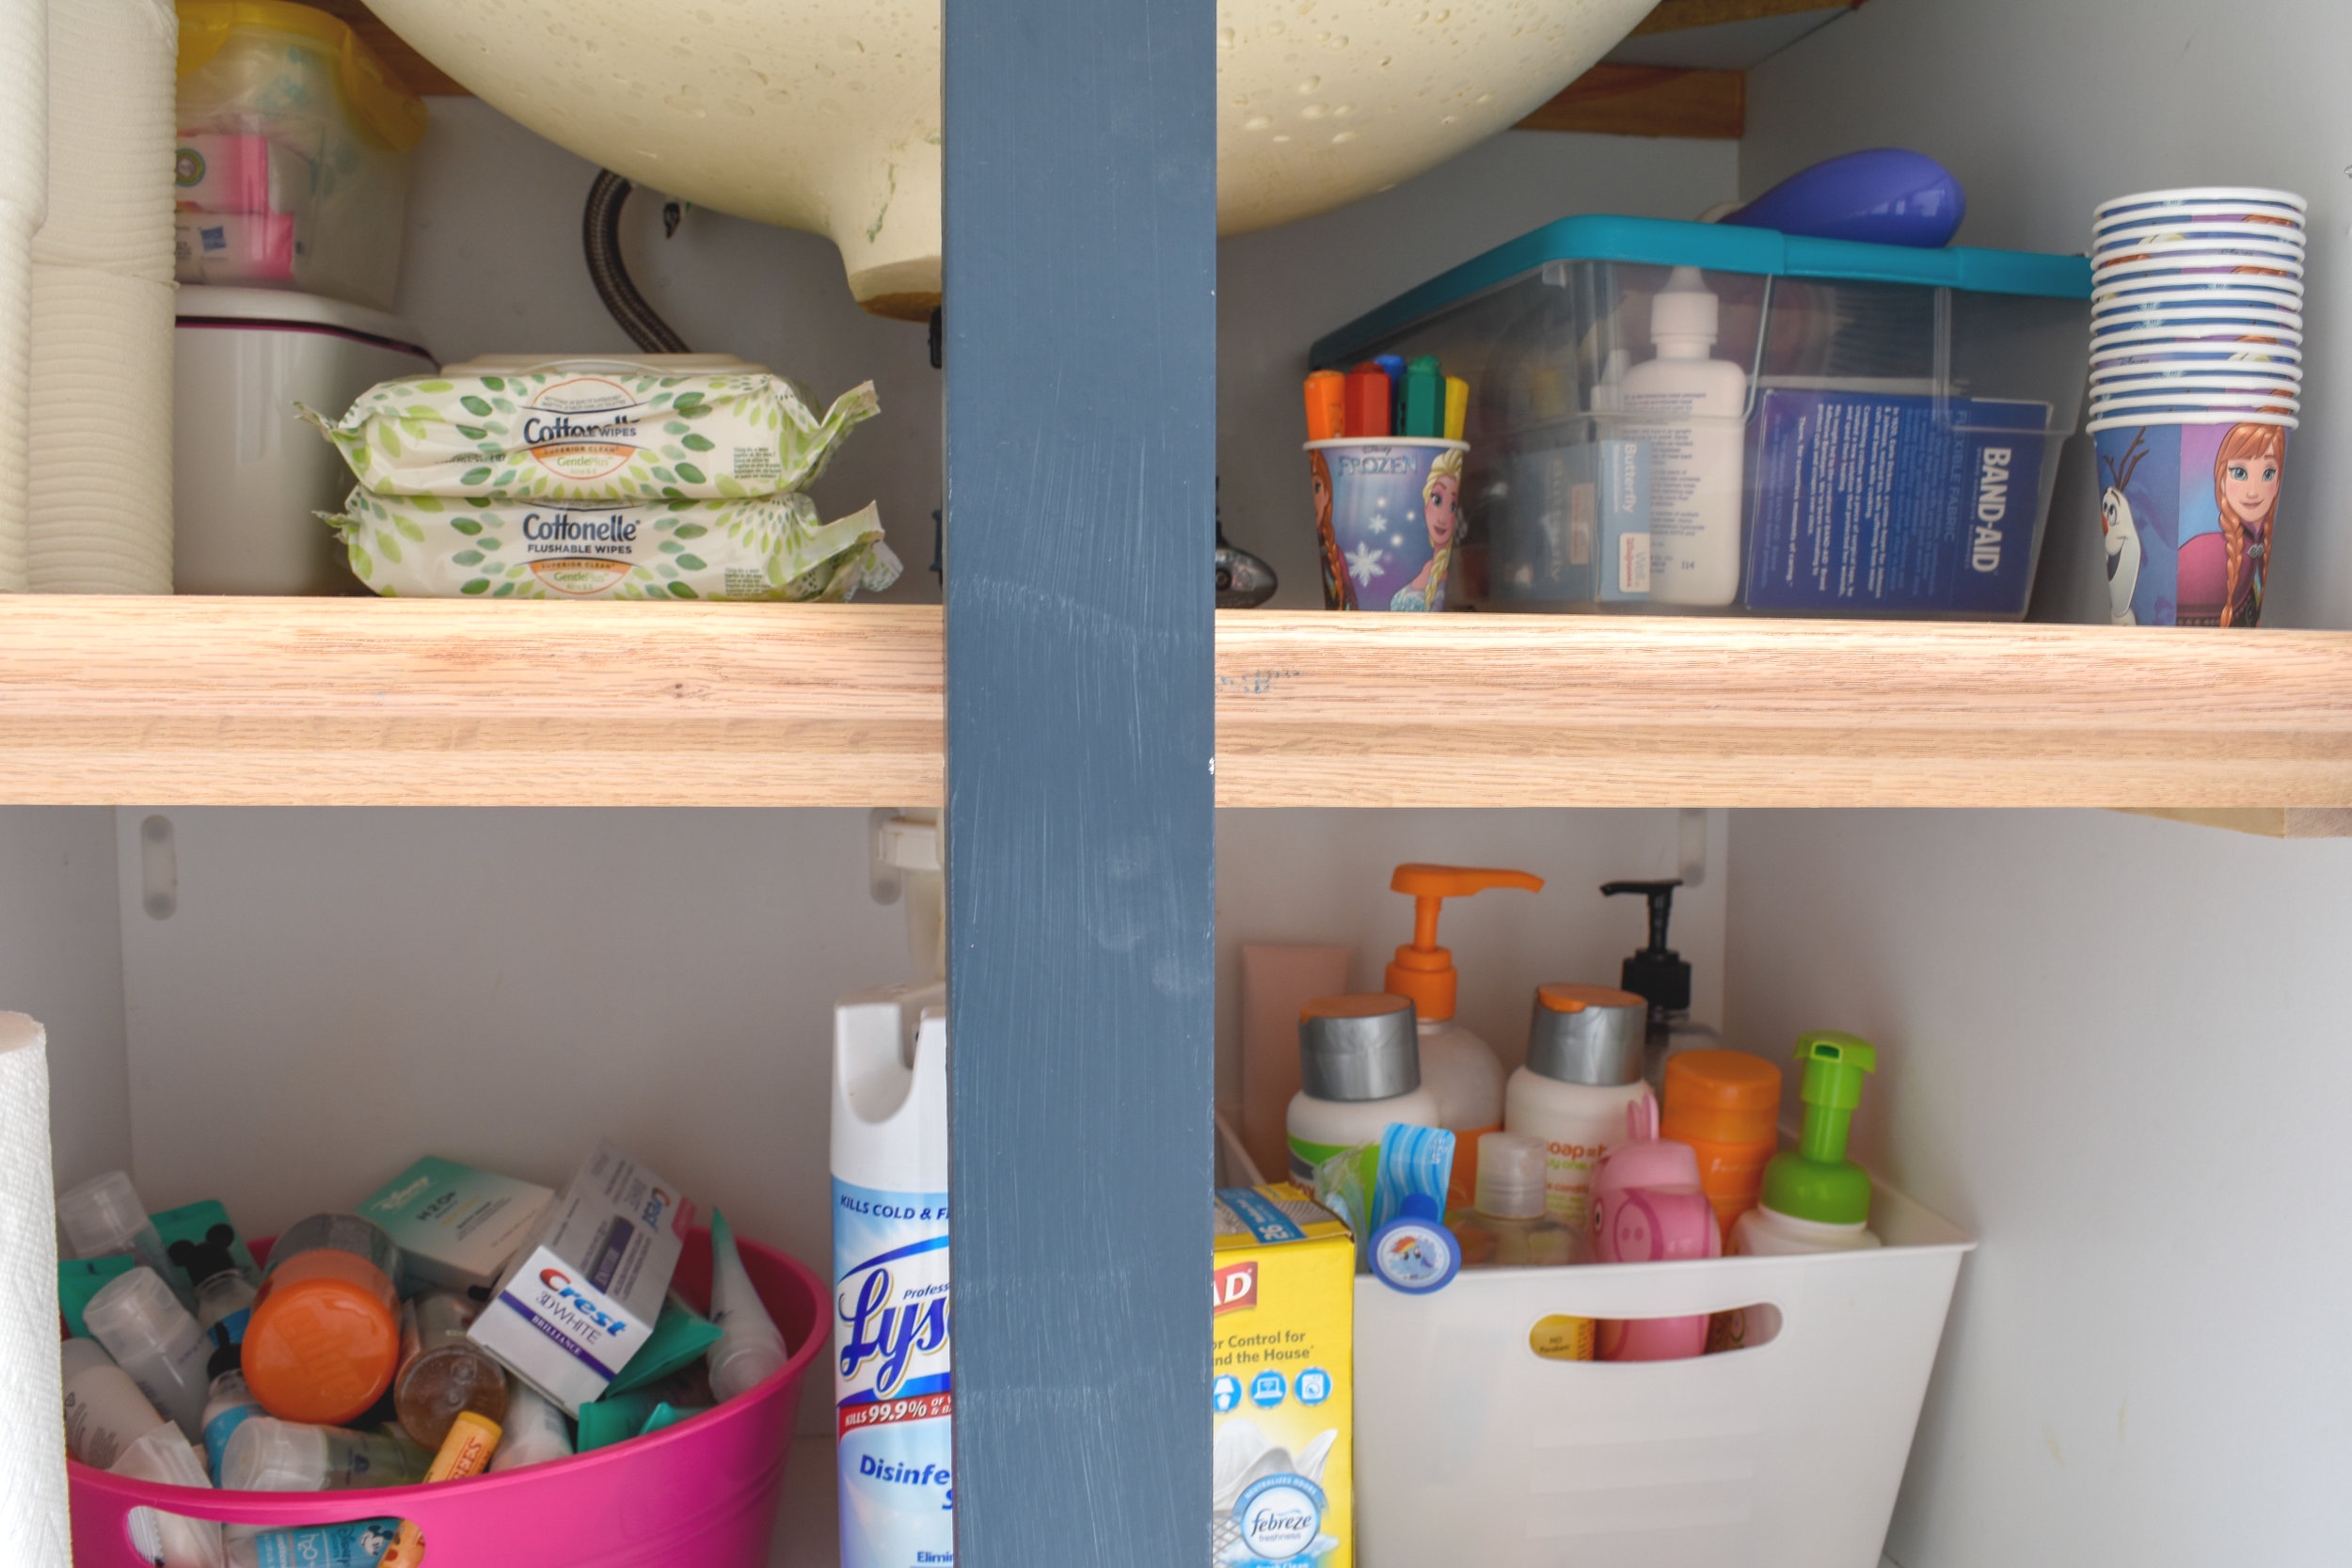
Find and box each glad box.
[469,1141,695,1413]
[1213,1185,1355,1568]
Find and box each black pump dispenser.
[1601,879,1692,1015]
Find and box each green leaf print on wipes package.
[302,367,879,501]
[326,492,903,602]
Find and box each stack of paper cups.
[2087,187,2303,627]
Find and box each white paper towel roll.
[0,0,47,594]
[26,0,175,594]
[0,1014,70,1568]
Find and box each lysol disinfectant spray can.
[833,982,953,1568]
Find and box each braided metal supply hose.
[582,169,690,354]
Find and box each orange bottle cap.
[1661,1049,1782,1145]
[1534,981,1645,1015]
[1383,863,1544,1022]
[244,1251,402,1426]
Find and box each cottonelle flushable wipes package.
[301,364,878,501]
[325,489,902,601]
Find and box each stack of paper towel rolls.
[26,0,177,594]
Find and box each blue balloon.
[1725,149,1967,248]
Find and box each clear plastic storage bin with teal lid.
[1311,216,2093,620]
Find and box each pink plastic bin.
[70,1227,826,1568]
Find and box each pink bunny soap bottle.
[1592,1095,1720,1361]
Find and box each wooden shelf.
[1214,613,2352,809]
[0,597,943,807]
[2,599,2349,809]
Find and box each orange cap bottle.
[243,1213,404,1426]
[1660,1050,1783,1243]
[1383,863,1545,1022]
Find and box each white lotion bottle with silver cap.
[1621,266,1749,606]
[1285,994,1440,1184]
[1503,984,1655,1234]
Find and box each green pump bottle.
[1731,1031,1883,1256]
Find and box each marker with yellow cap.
[1384,863,1545,1209]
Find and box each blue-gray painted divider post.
[941,0,1216,1556]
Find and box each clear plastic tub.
[1312,217,2093,620]
[173,1,428,310]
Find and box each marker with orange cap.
[1303,370,1347,441]
[1502,981,1652,1230]
[1385,863,1545,1209]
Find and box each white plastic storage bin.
[1354,1182,1970,1568]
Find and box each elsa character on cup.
[1390,448,1465,612]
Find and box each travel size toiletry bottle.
[1733,1032,1883,1256]
[1503,984,1652,1233]
[1603,879,1721,1096]
[83,1266,214,1440]
[1620,267,1748,606]
[1383,863,1544,1209]
[1286,994,1440,1183]
[1453,1132,1576,1267]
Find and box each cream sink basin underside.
[369,0,1659,319]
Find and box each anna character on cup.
[1389,447,1464,612]
[1311,448,1357,610]
[2177,422,2284,627]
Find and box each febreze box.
[469,1141,693,1413]
[1213,1184,1354,1568]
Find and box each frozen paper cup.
[2090,417,2290,626]
[2090,394,2299,421]
[2093,234,2307,263]
[2093,298,2304,326]
[2095,226,2307,257]
[1306,438,1470,611]
[2091,341,2302,370]
[2090,372,2302,399]
[2095,186,2306,222]
[2090,356,2304,381]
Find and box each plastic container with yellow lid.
[242,1212,404,1426]
[173,0,427,309]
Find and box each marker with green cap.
[1731,1031,1886,1256]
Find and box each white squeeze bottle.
[1503,984,1653,1233]
[1621,266,1750,607]
[1381,864,1545,1210]
[833,980,953,1568]
[1285,994,1440,1184]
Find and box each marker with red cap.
[1343,363,1391,436]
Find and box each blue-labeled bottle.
[833,982,954,1568]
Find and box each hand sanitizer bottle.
[1621,267,1749,607]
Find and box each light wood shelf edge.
[0,597,945,808]
[1213,612,2352,810]
[3,600,2349,812]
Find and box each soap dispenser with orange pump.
[1385,863,1545,1209]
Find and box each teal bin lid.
[1311,214,2093,369]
